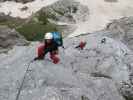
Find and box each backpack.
[51,32,63,46]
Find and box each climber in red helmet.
[75,41,86,50]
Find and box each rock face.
[37,0,89,35]
[90,16,133,99]
[0,13,11,22]
[95,17,133,51]
[0,26,28,53]
[0,35,127,100]
[40,0,89,24]
[1,16,133,100]
[1,23,133,100]
[0,0,34,3]
[104,0,118,3]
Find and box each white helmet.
[44,32,53,39]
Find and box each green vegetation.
[0,17,24,29]
[0,11,59,41]
[16,21,58,41]
[0,4,78,41]
[16,11,59,41]
[37,11,49,25]
[124,96,133,100]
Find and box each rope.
[15,59,34,100]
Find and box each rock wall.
[0,26,28,53]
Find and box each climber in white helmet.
[34,32,63,64]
